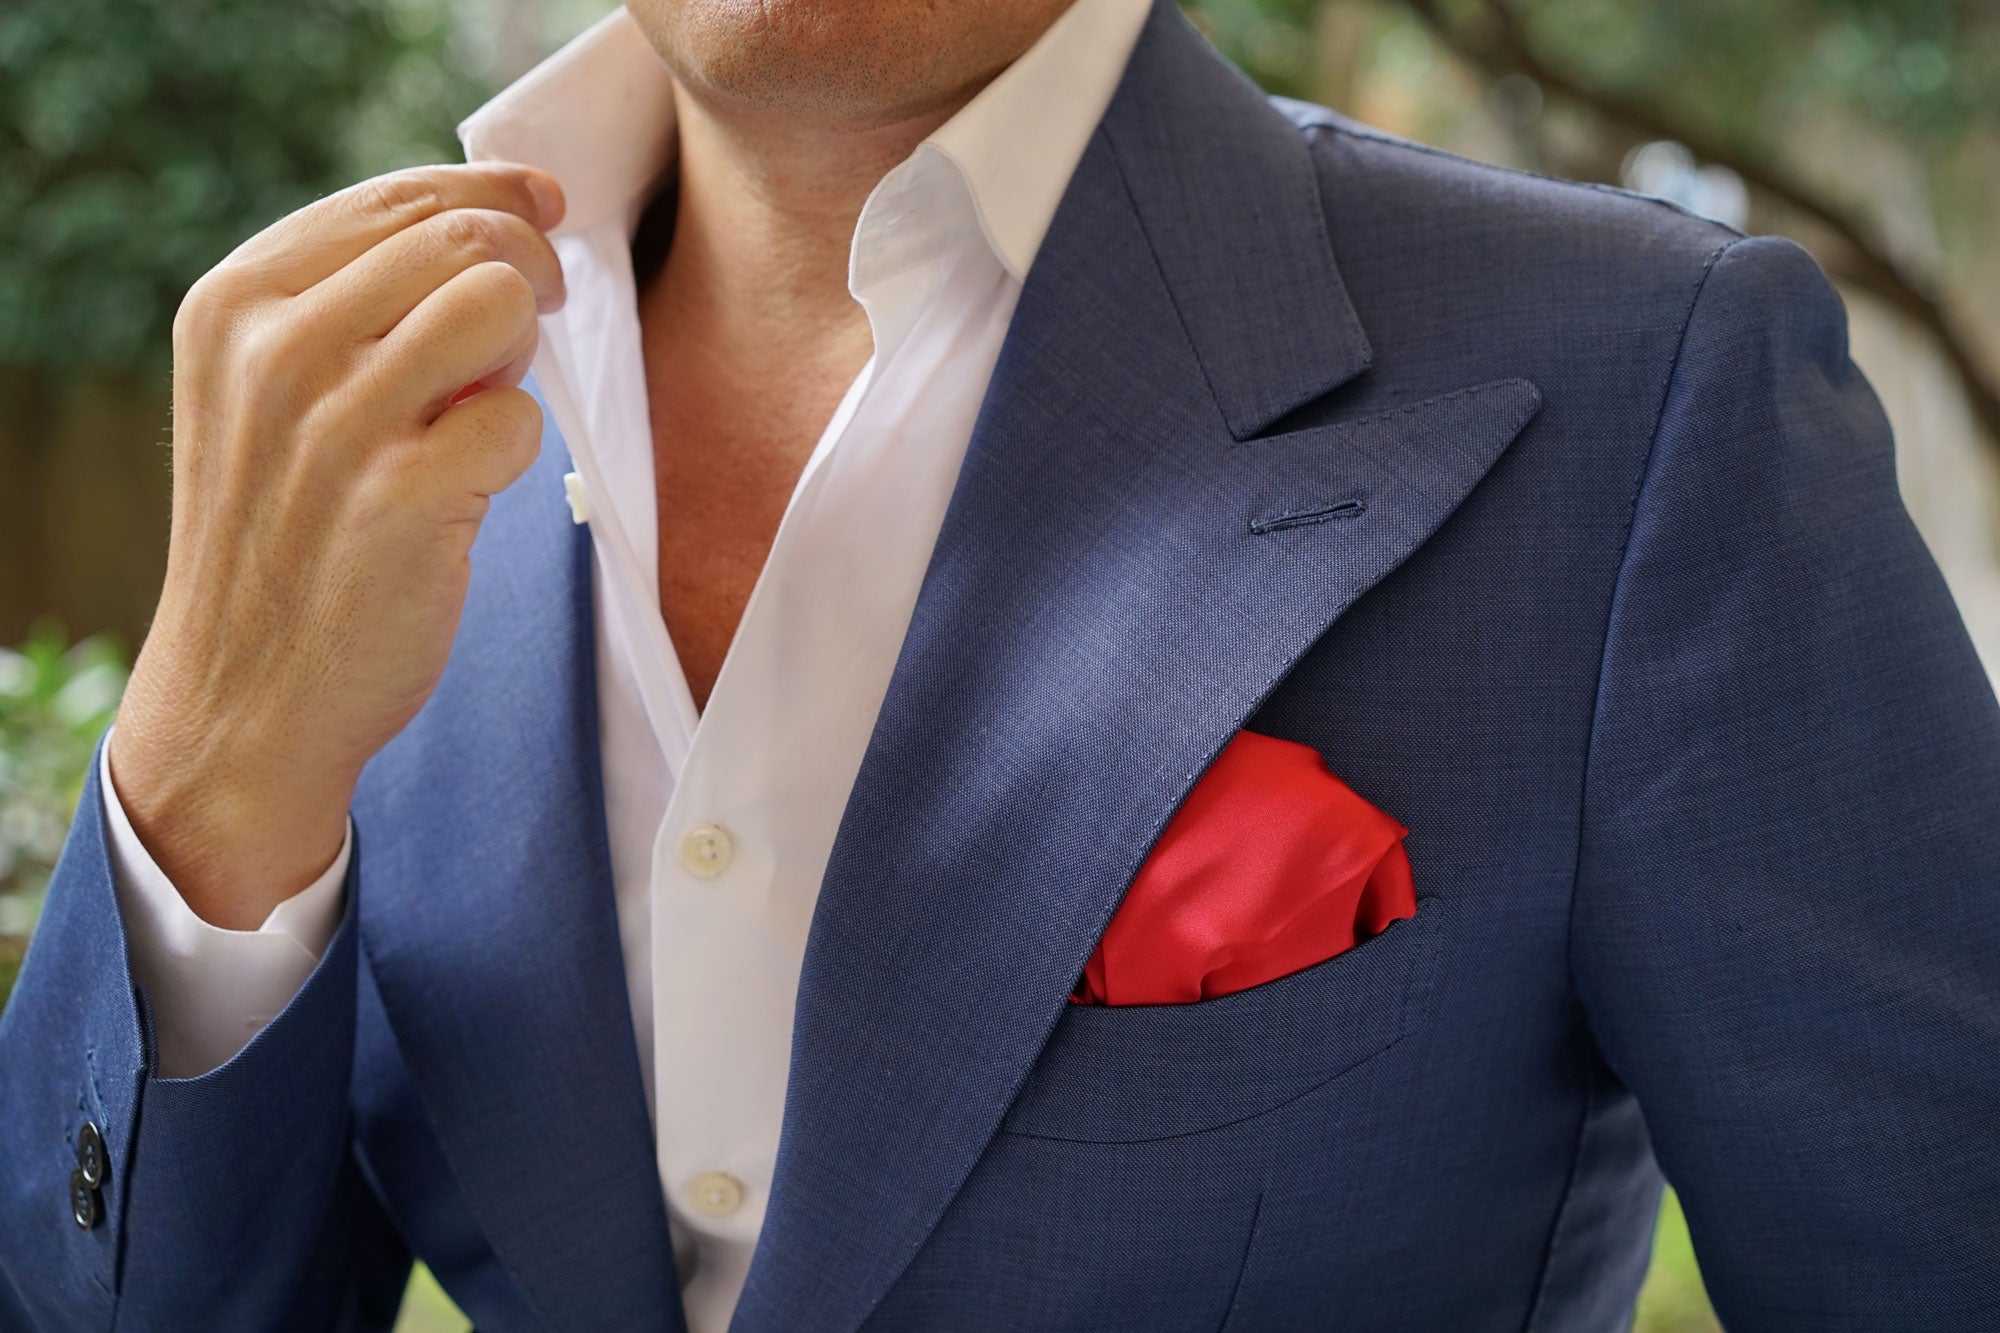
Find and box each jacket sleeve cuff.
[98,727,351,1079]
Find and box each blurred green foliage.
[1200,0,1999,135]
[0,623,128,1004]
[1636,1189,1723,1332]
[0,0,480,374]
[1513,0,1998,144]
[1194,0,1999,256]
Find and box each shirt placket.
[645,159,980,1315]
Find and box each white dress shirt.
[99,0,1151,1326]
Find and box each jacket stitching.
[1230,377,1533,448]
[1521,1044,1600,1332]
[1565,233,1740,998]
[1000,1029,1412,1147]
[1291,114,1749,243]
[1524,234,1744,1325]
[1215,1191,1266,1332]
[1249,499,1367,534]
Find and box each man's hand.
[108,163,568,930]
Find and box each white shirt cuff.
[98,728,351,1079]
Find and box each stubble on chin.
[627,0,1067,128]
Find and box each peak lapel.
[354,405,684,1332]
[1103,0,1373,439]
[738,6,1542,1330]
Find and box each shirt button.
[677,823,733,878]
[685,1170,743,1218]
[75,1121,107,1189]
[562,470,591,525]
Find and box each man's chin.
[625,0,1061,127]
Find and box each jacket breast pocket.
[999,897,1445,1143]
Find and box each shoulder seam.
[1288,111,1747,244]
[1562,229,1743,1024]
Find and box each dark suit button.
[75,1121,106,1189]
[69,1169,98,1230]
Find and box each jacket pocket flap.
[1001,899,1444,1143]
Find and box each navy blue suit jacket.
[6,3,1998,1328]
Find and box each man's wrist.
[105,713,354,932]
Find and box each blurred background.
[2,1,1995,1328]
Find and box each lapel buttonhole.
[1249,497,1369,536]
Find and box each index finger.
[219,162,565,297]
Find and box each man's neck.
[635,81,995,711]
[642,81,980,380]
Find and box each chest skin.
[632,178,876,712]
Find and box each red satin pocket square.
[1071,728,1416,1005]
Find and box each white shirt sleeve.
[98,727,351,1079]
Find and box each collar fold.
[455,0,1152,280]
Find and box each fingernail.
[524,172,564,229]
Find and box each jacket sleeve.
[0,734,407,1330]
[1571,234,2000,1328]
[98,728,351,1079]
